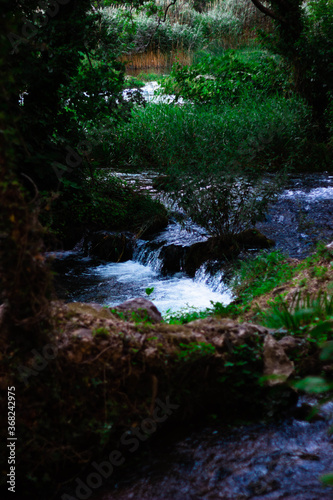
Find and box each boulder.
[113,298,163,323]
[184,241,209,276]
[236,228,275,249]
[263,335,294,386]
[278,336,303,353]
[183,230,275,276]
[139,229,275,278]
[83,231,134,261]
[138,214,169,238]
[159,244,185,274]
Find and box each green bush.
[41,175,167,242]
[161,50,293,104]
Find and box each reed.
[106,0,274,71]
[120,48,193,70]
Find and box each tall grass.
[260,292,333,341]
[120,48,192,70]
[230,250,297,304]
[111,96,312,173]
[102,0,273,70]
[109,94,312,237]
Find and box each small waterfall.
[195,261,232,294]
[134,240,164,272]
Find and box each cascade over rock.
[159,229,275,276]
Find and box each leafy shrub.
[161,50,293,104]
[41,175,166,243]
[177,172,284,237]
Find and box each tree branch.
[250,0,286,24]
[134,0,178,53]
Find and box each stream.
[52,83,333,315]
[52,171,333,316]
[53,83,333,499]
[52,170,333,500]
[87,396,333,500]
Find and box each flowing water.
[52,84,333,498]
[51,219,232,316]
[52,172,333,315]
[52,171,333,499]
[82,396,333,500]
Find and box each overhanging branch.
[250,0,287,24]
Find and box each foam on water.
[92,260,232,315]
[282,186,333,201]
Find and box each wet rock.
[114,298,163,323]
[184,230,275,276]
[184,240,210,276]
[160,244,185,274]
[153,229,275,277]
[236,228,275,249]
[263,335,294,385]
[138,214,169,238]
[278,336,303,353]
[83,230,134,261]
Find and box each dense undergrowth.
[40,175,167,248]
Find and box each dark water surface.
[88,397,333,500]
[257,172,333,259]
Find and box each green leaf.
[320,473,333,486]
[293,376,332,393]
[310,321,333,339]
[145,287,154,297]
